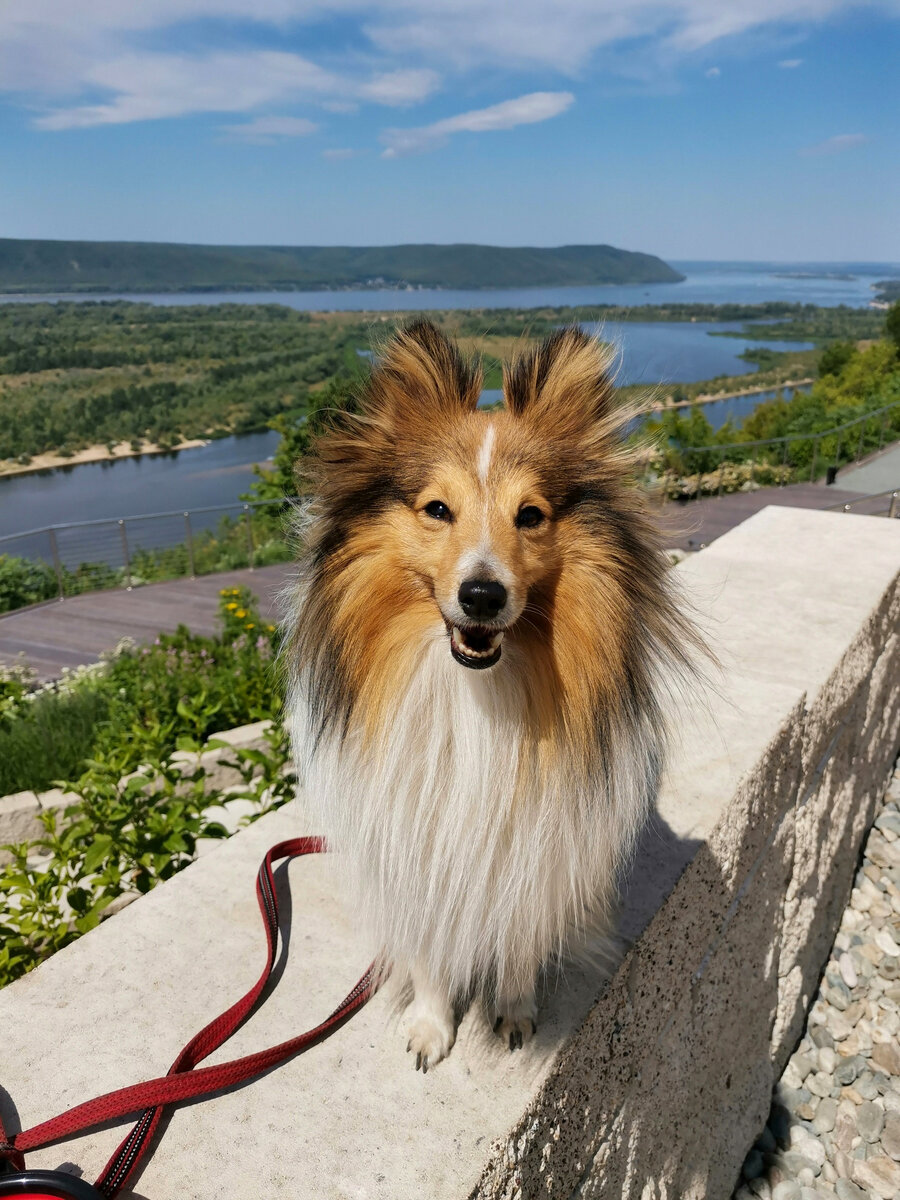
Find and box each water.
[0,432,279,549]
[640,385,811,434]
[1,261,895,312]
[586,321,813,386]
[0,261,891,544]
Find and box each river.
[0,261,893,311]
[0,262,893,544]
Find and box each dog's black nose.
[458,578,507,621]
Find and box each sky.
[0,1,898,261]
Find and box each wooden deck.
[0,564,294,681]
[659,482,875,551]
[1,481,891,680]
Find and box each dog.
[286,320,694,1070]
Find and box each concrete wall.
[1,507,898,1200]
[475,512,900,1200]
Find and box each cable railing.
[2,400,900,611]
[0,497,296,604]
[825,488,900,518]
[657,399,900,502]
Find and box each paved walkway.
[0,564,294,680]
[1,479,897,679]
[833,441,900,497]
[658,482,888,552]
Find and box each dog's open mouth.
[449,625,504,670]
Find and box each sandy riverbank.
[0,438,209,479]
[648,377,814,413]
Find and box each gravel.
[732,761,900,1200]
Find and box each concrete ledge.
[1,507,899,1200]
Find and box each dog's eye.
[424,500,453,522]
[516,505,545,529]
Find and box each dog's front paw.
[406,1009,455,1072]
[493,997,538,1051]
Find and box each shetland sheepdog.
[287,320,694,1070]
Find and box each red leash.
[0,836,378,1198]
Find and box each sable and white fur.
[286,321,695,1069]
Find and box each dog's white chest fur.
[290,637,651,1000]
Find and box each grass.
[0,681,110,794]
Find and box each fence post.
[891,491,899,520]
[855,419,864,462]
[780,438,788,486]
[119,519,132,590]
[244,504,255,570]
[48,527,64,600]
[717,451,725,498]
[810,436,818,484]
[880,412,888,451]
[184,512,195,578]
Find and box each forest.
[0,239,682,293]
[0,299,888,465]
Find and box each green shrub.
[0,721,295,986]
[0,553,59,612]
[0,588,282,794]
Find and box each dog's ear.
[365,319,482,429]
[504,327,616,436]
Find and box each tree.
[245,373,363,501]
[818,341,856,378]
[886,300,900,354]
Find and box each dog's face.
[404,412,557,669]
[297,320,679,743]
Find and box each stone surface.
[852,1154,900,1198]
[1,504,899,1200]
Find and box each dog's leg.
[405,965,456,1072]
[492,982,538,1051]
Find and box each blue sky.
[0,1,898,260]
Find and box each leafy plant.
[0,589,282,795]
[1,679,296,987]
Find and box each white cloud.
[221,115,318,143]
[800,132,870,156]
[28,49,438,131]
[322,147,358,159]
[705,66,721,77]
[358,68,438,106]
[381,91,573,158]
[0,2,897,132]
[778,58,804,67]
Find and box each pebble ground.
[733,761,900,1200]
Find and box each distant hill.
[874,279,900,304]
[0,239,683,294]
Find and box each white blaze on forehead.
[477,422,495,485]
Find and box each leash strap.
[0,836,377,1197]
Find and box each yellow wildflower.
[226,602,238,611]
[235,608,247,619]
[245,623,255,631]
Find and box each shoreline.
[0,437,209,480]
[647,377,814,413]
[0,376,816,479]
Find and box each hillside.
[0,239,683,294]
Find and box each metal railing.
[0,497,295,603]
[825,488,900,518]
[2,399,900,610]
[660,399,900,501]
